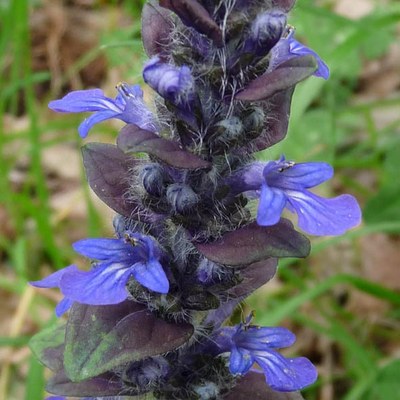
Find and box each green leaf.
[29,323,66,372]
[64,301,194,382]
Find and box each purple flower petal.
[232,157,362,236]
[60,262,132,305]
[288,39,330,80]
[67,232,169,301]
[229,346,254,375]
[30,265,76,288]
[264,160,333,190]
[237,327,296,350]
[30,266,77,317]
[55,297,74,317]
[48,83,158,138]
[48,89,120,113]
[226,162,265,195]
[72,238,133,261]
[131,259,169,294]
[256,184,287,227]
[78,109,120,138]
[286,190,362,236]
[211,320,317,392]
[270,29,330,80]
[255,352,318,392]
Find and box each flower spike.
[34,0,363,397]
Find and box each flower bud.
[242,10,287,57]
[216,117,243,142]
[166,183,199,213]
[139,163,165,197]
[143,57,195,111]
[193,381,220,399]
[241,107,265,141]
[197,258,224,286]
[123,356,169,388]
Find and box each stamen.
[116,82,134,99]
[283,24,295,39]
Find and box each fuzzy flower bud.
[216,117,244,142]
[193,381,220,399]
[143,57,196,113]
[140,163,166,197]
[197,258,225,286]
[242,10,287,57]
[123,356,169,388]
[167,183,199,213]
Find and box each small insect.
[124,232,139,246]
[278,160,295,172]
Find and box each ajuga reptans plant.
[30,1,361,399]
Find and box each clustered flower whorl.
[31,1,361,399]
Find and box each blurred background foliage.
[0,0,399,399]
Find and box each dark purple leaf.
[194,219,310,266]
[64,301,194,382]
[142,0,173,57]
[235,55,317,101]
[29,324,65,372]
[205,259,277,328]
[272,0,296,11]
[159,0,223,46]
[82,143,138,217]
[251,88,294,151]
[227,258,278,298]
[224,371,305,400]
[47,370,126,397]
[117,124,211,170]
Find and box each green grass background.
[0,0,399,399]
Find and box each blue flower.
[212,317,317,392]
[48,83,159,138]
[143,57,196,114]
[228,156,361,236]
[270,27,330,79]
[31,232,169,316]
